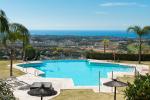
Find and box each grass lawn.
[0,60,25,79]
[52,89,124,100]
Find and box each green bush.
[0,80,15,100]
[25,45,40,60]
[86,51,150,61]
[124,74,150,100]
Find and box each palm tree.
[102,39,110,53]
[0,10,9,45]
[7,23,30,76]
[6,24,21,76]
[127,26,150,64]
[0,10,13,76]
[10,23,30,61]
[0,10,30,76]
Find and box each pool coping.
[12,59,149,100]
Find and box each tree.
[25,45,38,60]
[10,23,30,60]
[127,26,150,64]
[102,39,110,53]
[0,80,15,100]
[0,10,9,45]
[8,23,29,76]
[0,10,13,76]
[127,43,138,54]
[124,74,150,100]
[0,10,30,76]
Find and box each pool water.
[19,60,133,86]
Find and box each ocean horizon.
[30,30,150,39]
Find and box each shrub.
[86,51,150,61]
[124,74,150,100]
[25,45,40,60]
[0,80,15,100]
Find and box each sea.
[30,30,150,39]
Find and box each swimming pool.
[19,60,134,86]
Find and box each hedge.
[86,52,150,61]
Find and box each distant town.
[1,35,150,60]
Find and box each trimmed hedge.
[86,52,150,61]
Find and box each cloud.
[99,2,147,7]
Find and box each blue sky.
[0,0,150,30]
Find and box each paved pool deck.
[12,59,149,100]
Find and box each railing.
[22,61,39,76]
[34,70,39,76]
[98,71,115,93]
[99,67,140,93]
[98,71,100,92]
[134,66,140,77]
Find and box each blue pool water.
[19,60,133,86]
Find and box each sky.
[0,0,150,30]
